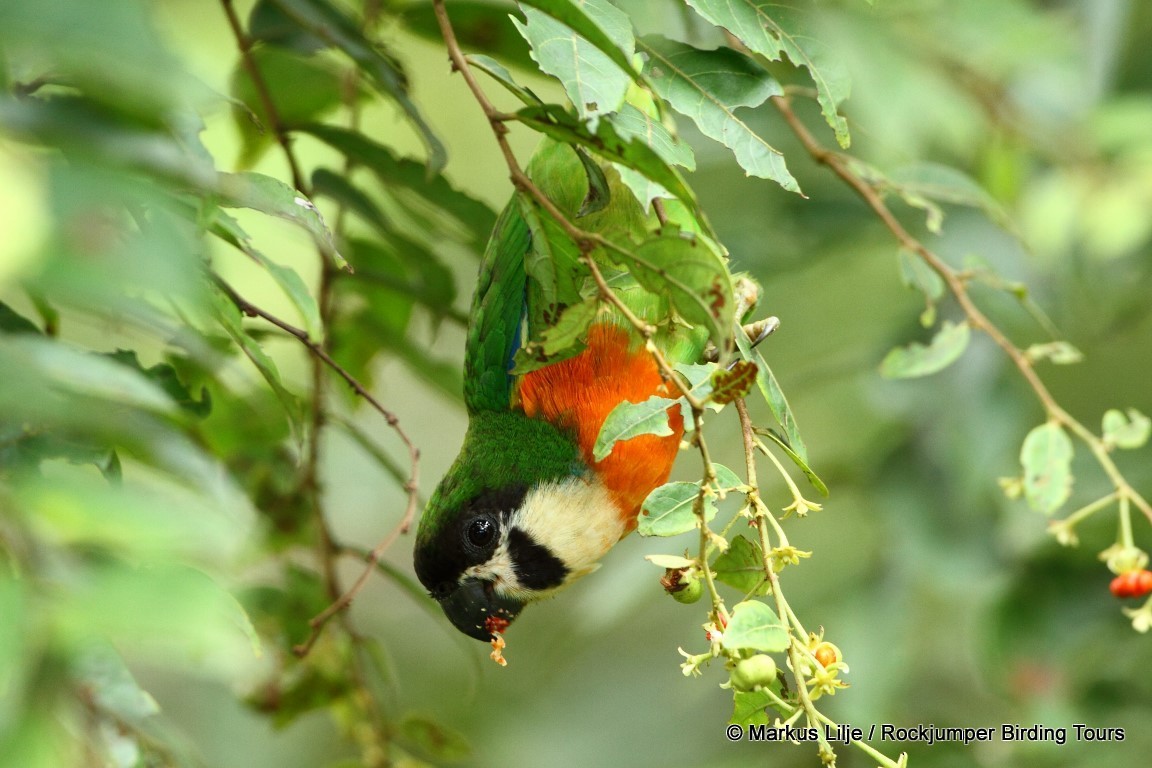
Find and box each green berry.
[729,655,778,692]
[670,572,703,604]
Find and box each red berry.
[1109,570,1152,599]
[1136,570,1152,596]
[1110,573,1133,598]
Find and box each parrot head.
[413,410,629,641]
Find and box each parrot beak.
[438,577,525,641]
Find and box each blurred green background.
[2,0,1151,767]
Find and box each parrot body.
[414,141,715,640]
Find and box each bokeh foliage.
[1,1,1151,767]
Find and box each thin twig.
[293,518,410,657]
[772,94,1152,526]
[220,0,308,193]
[212,277,421,653]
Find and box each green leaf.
[593,395,679,462]
[75,645,160,724]
[609,103,695,170]
[399,715,471,762]
[512,297,599,375]
[898,249,945,302]
[210,289,303,431]
[402,2,538,72]
[758,428,827,497]
[617,228,735,349]
[638,481,714,536]
[341,237,458,323]
[104,350,211,419]
[1025,341,1084,365]
[1102,408,1151,450]
[713,535,770,595]
[516,0,642,81]
[209,208,324,339]
[21,473,246,563]
[513,0,632,130]
[249,0,327,53]
[731,690,772,726]
[270,0,446,172]
[712,462,744,490]
[710,360,757,404]
[230,46,343,165]
[887,162,1014,234]
[217,171,346,269]
[595,361,720,458]
[684,0,850,147]
[298,124,496,247]
[0,301,43,335]
[639,36,798,192]
[310,167,391,234]
[467,54,544,106]
[644,554,696,569]
[880,320,971,379]
[1020,422,1074,514]
[722,600,788,652]
[735,325,809,464]
[608,103,696,208]
[3,337,175,415]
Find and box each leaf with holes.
[516,0,641,80]
[1020,422,1073,514]
[513,0,632,130]
[638,481,715,537]
[512,297,599,375]
[710,360,758,405]
[613,228,734,349]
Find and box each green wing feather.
[463,202,529,413]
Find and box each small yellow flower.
[1122,599,1152,634]
[1048,520,1079,547]
[1100,544,1149,574]
[770,545,812,572]
[783,498,823,518]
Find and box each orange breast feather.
[517,323,683,529]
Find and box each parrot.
[413,138,753,642]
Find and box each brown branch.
[220,0,308,193]
[772,94,1152,525]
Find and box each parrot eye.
[465,516,497,552]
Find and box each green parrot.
[413,139,746,642]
